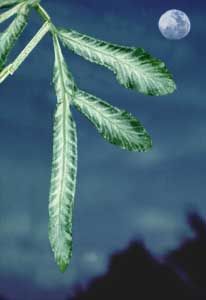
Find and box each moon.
[158,9,191,40]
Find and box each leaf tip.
[166,78,177,95]
[146,136,153,151]
[141,134,152,152]
[54,252,72,273]
[58,260,69,273]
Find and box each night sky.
[0,0,205,299]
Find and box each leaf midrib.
[54,36,70,241]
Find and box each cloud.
[81,251,106,273]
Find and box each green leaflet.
[0,3,30,69]
[52,34,76,104]
[49,103,77,272]
[58,28,176,96]
[73,90,152,152]
[49,35,77,272]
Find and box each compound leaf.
[0,3,30,69]
[73,89,152,151]
[49,35,77,272]
[58,28,176,96]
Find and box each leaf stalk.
[34,3,51,22]
[0,20,50,83]
[0,2,23,23]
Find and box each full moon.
[158,9,191,40]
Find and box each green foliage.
[0,3,30,69]
[0,1,176,272]
[73,90,152,151]
[58,28,176,96]
[49,34,77,272]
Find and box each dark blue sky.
[0,0,205,299]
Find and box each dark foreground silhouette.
[70,213,206,300]
[1,213,206,300]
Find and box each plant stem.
[10,21,51,74]
[0,65,12,84]
[34,3,51,22]
[34,4,58,35]
[0,2,23,24]
[0,21,50,83]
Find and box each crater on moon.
[158,9,191,40]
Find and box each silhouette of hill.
[69,213,206,300]
[1,213,206,300]
[167,213,206,292]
